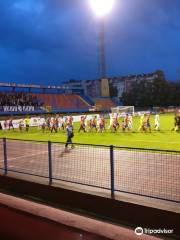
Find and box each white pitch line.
[7,151,48,161]
[123,139,180,144]
[76,134,180,144]
[7,148,64,162]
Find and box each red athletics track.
[0,139,179,203]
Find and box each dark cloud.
[0,0,180,84]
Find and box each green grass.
[0,114,180,151]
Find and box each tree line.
[121,78,180,107]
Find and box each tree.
[121,77,180,107]
[109,83,118,98]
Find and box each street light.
[89,0,115,78]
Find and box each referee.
[24,116,30,132]
[65,122,74,152]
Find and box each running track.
[0,139,179,203]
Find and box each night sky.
[0,0,180,85]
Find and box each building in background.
[124,71,164,93]
[63,71,163,101]
[63,79,101,98]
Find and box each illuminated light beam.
[89,0,115,17]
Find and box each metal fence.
[0,138,180,203]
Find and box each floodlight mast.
[89,0,115,78]
[99,19,106,78]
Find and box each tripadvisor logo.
[135,227,174,236]
[135,227,143,236]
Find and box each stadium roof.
[0,82,69,90]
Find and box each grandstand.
[0,92,41,107]
[32,93,90,110]
[0,82,117,114]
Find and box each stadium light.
[89,0,115,18]
[89,0,115,79]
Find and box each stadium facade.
[0,71,163,115]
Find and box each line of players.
[0,114,135,133]
[78,114,131,133]
[40,116,73,133]
[1,112,180,133]
[39,113,159,133]
[1,117,30,132]
[78,113,160,133]
[43,113,179,133]
[0,118,14,131]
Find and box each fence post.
[110,145,115,199]
[3,138,8,175]
[48,141,52,185]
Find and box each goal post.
[111,106,135,116]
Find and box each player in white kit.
[154,113,160,131]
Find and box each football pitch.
[0,114,180,151]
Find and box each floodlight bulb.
[89,0,115,17]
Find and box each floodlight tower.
[89,0,115,78]
[99,18,106,78]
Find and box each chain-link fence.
[51,142,111,190]
[0,138,4,171]
[114,147,180,202]
[0,138,179,203]
[5,139,49,178]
